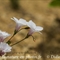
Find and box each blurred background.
[0,0,60,60]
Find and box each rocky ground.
[0,0,60,60]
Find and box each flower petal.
[0,42,12,52]
[0,30,10,40]
[11,17,19,23]
[27,20,36,29]
[35,26,43,32]
[19,18,27,25]
[11,17,28,31]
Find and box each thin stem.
[7,27,29,44]
[11,36,28,46]
[31,35,35,42]
[6,34,15,44]
[7,28,24,43]
[9,34,14,41]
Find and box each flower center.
[28,29,34,35]
[0,37,4,42]
[0,50,4,56]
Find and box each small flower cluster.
[0,17,43,56]
[0,30,12,56]
[11,17,43,35]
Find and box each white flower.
[11,17,27,31]
[0,30,10,42]
[27,20,43,35]
[0,42,12,56]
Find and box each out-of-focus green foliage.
[10,0,19,10]
[49,0,60,7]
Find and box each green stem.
[9,34,14,41]
[11,34,29,46]
[7,27,29,44]
[11,38,25,46]
[6,34,15,44]
[7,28,24,44]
